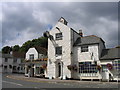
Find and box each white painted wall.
[74,44,99,62]
[73,44,101,79]
[2,55,24,73]
[98,40,105,58]
[2,57,13,73]
[47,22,74,78]
[26,48,38,60]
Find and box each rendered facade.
[45,17,120,81]
[25,46,47,78]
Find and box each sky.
[1,1,119,49]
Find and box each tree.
[2,46,12,54]
[20,40,33,52]
[12,45,20,52]
[35,37,48,48]
[2,36,48,53]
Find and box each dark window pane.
[5,58,8,62]
[56,33,62,40]
[55,46,62,55]
[81,46,88,52]
[29,54,34,60]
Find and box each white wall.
[98,40,105,58]
[26,48,38,60]
[74,44,99,62]
[73,44,100,79]
[2,57,13,73]
[47,22,73,78]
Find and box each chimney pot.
[79,30,83,37]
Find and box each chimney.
[58,17,68,25]
[79,30,83,37]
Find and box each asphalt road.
[2,73,120,89]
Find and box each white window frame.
[29,54,34,60]
[55,33,63,40]
[81,46,88,52]
[79,62,98,77]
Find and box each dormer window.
[56,33,63,40]
[29,54,34,60]
[81,46,88,52]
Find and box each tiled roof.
[34,46,47,55]
[12,51,25,58]
[74,35,104,46]
[100,48,120,60]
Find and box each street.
[2,73,120,89]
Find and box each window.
[4,66,7,69]
[56,33,62,40]
[113,60,120,72]
[9,65,12,69]
[79,62,98,76]
[29,54,34,60]
[81,46,88,52]
[13,59,17,63]
[13,66,17,70]
[5,58,8,62]
[55,46,62,55]
[40,67,44,74]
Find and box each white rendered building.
[25,46,47,78]
[45,17,120,81]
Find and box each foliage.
[19,40,33,52]
[12,45,20,52]
[2,46,12,54]
[20,37,48,52]
[2,36,48,53]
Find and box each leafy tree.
[2,46,12,54]
[12,45,20,52]
[35,37,48,48]
[2,36,48,53]
[20,40,33,52]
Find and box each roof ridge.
[34,46,47,51]
[81,35,100,38]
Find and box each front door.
[58,63,61,77]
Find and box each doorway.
[58,62,61,77]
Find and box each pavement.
[6,74,119,84]
[2,73,120,88]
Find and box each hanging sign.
[107,63,113,70]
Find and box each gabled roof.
[34,46,47,55]
[74,35,104,46]
[100,48,120,60]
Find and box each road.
[2,73,120,89]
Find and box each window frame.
[113,60,120,72]
[13,58,17,63]
[81,45,89,52]
[55,46,62,55]
[29,54,34,60]
[55,33,63,40]
[79,62,98,76]
[5,58,8,62]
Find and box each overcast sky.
[1,2,118,49]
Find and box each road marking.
[2,80,23,86]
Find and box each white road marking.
[2,80,23,86]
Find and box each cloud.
[2,2,118,48]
